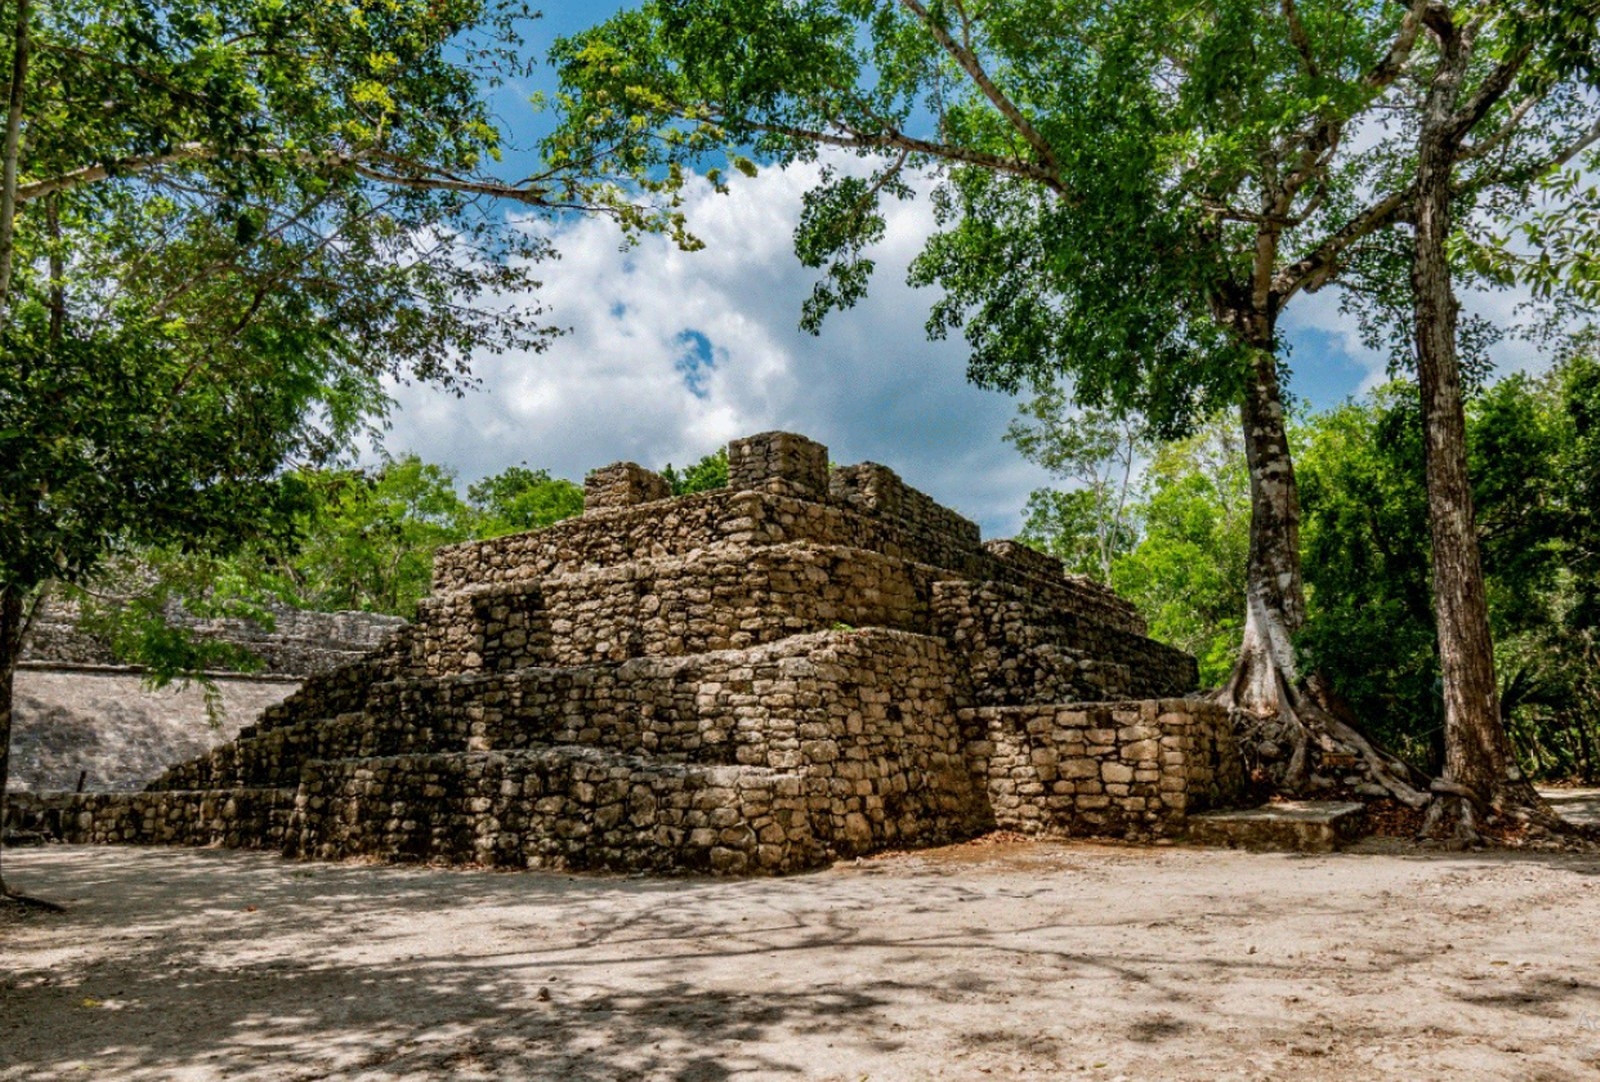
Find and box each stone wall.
[934,580,1194,705]
[12,600,405,790]
[9,690,1239,866]
[24,597,405,676]
[584,461,673,510]
[283,750,822,874]
[4,787,296,849]
[729,431,829,500]
[132,629,989,866]
[964,699,1244,840]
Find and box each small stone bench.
[1186,801,1367,852]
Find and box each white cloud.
[378,157,1055,536]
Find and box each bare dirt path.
[3,838,1600,1082]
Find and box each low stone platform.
[1185,801,1367,853]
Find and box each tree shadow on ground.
[4,842,1600,1079]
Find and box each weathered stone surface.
[584,462,672,510]
[23,597,403,675]
[8,431,1247,874]
[730,431,830,501]
[962,700,1242,842]
[1185,801,1367,853]
[13,602,404,792]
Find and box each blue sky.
[382,3,1551,538]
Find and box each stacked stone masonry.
[25,597,404,675]
[10,431,1244,874]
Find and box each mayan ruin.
[6,431,1243,874]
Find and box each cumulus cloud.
[379,157,1054,536]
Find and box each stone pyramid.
[26,432,1243,874]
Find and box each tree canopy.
[0,0,681,900]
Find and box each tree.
[659,448,729,495]
[1361,0,1600,834]
[548,1,1465,788]
[281,457,478,616]
[0,0,674,903]
[551,0,1600,810]
[468,464,585,537]
[1111,416,1252,690]
[1006,390,1146,586]
[1295,363,1600,796]
[1296,388,1443,769]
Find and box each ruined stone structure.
[8,432,1244,873]
[10,603,406,793]
[23,597,406,676]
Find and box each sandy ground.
[5,823,1600,1082]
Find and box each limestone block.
[585,462,671,510]
[728,432,829,500]
[1102,762,1135,784]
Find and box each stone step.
[284,747,826,875]
[1185,801,1367,852]
[172,628,968,792]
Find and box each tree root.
[1415,777,1600,847]
[1419,790,1481,847]
[1216,672,1431,808]
[1,888,65,913]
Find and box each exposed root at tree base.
[1207,672,1600,852]
[1216,674,1431,810]
[0,888,65,913]
[1417,781,1600,852]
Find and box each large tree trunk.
[1219,321,1429,806]
[0,587,23,897]
[1230,338,1305,716]
[1411,17,1558,841]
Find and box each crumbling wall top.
[831,462,981,549]
[728,431,830,500]
[982,540,1064,581]
[585,461,672,510]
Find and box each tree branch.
[896,0,1063,185]
[1451,40,1534,144]
[1367,0,1430,89]
[1281,0,1320,78]
[1456,94,1537,162]
[15,141,619,216]
[746,114,1070,193]
[1273,187,1411,299]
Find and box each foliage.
[548,0,1445,429]
[1007,390,1146,585]
[273,456,479,616]
[1294,388,1441,766]
[76,452,590,635]
[1293,361,1600,779]
[1110,417,1251,688]
[1016,411,1248,687]
[468,465,585,538]
[1017,357,1599,782]
[1016,489,1131,583]
[659,448,729,495]
[0,0,684,619]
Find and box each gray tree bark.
[1411,6,1556,838]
